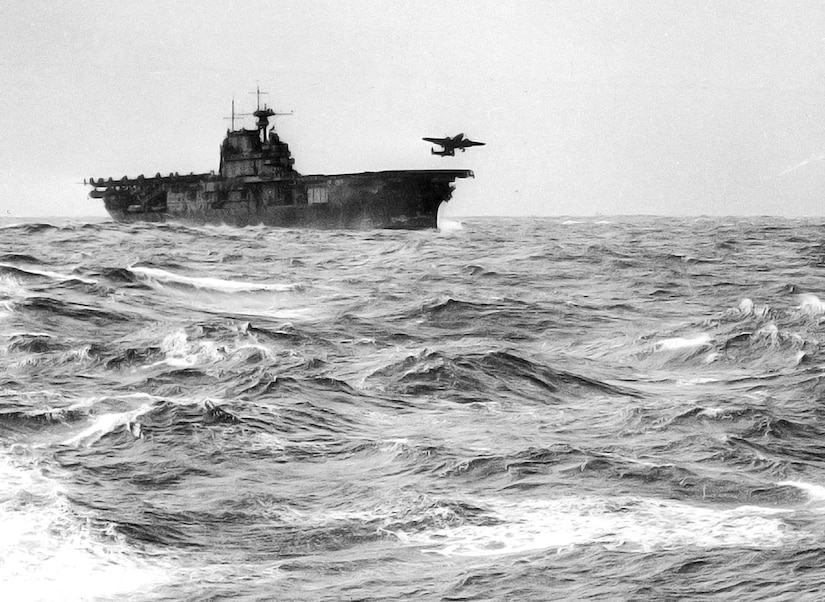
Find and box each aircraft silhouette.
[422,133,485,156]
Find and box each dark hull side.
[107,205,439,229]
[97,170,472,230]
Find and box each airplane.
[422,133,485,156]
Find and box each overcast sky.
[2,1,825,218]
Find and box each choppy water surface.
[3,216,825,600]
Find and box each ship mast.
[224,97,239,132]
[254,85,266,111]
[225,86,293,140]
[250,85,292,143]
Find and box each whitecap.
[0,263,97,285]
[61,392,158,415]
[62,403,153,447]
[654,333,712,352]
[754,323,779,340]
[129,265,294,293]
[797,294,825,315]
[151,329,224,369]
[702,351,720,364]
[676,377,721,386]
[438,218,464,231]
[0,273,28,300]
[776,480,825,502]
[399,496,793,557]
[0,451,168,600]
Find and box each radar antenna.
[249,85,293,142]
[225,86,293,140]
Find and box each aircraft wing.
[423,137,450,144]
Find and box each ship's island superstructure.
[88,95,473,229]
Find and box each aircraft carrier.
[88,96,473,230]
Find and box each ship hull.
[96,169,470,230]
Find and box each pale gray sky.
[2,1,825,217]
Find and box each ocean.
[3,215,825,601]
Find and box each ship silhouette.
[88,91,473,230]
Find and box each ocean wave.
[0,253,43,264]
[796,293,825,316]
[62,403,153,447]
[438,218,464,231]
[417,297,495,319]
[0,448,168,600]
[86,266,151,288]
[0,273,29,302]
[7,217,825,598]
[152,329,225,369]
[367,349,639,402]
[0,222,57,234]
[653,333,713,352]
[5,332,67,354]
[129,265,296,293]
[0,392,161,431]
[92,323,283,371]
[776,480,825,502]
[397,496,796,556]
[54,397,245,450]
[17,296,135,324]
[0,263,97,286]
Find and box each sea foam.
[129,265,294,293]
[654,333,712,352]
[796,294,825,315]
[0,450,167,601]
[399,496,793,557]
[62,403,153,447]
